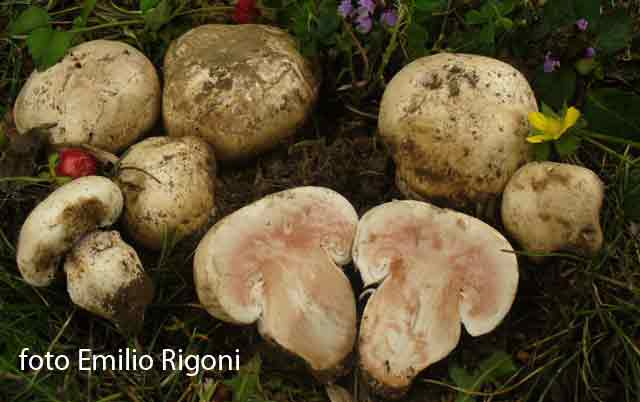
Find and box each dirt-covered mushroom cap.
[17,176,123,287]
[194,187,358,380]
[13,40,161,153]
[501,162,604,259]
[163,24,319,161]
[116,136,216,250]
[352,200,518,397]
[64,230,154,333]
[378,53,538,207]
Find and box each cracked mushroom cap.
[17,176,124,287]
[13,40,161,153]
[194,187,358,380]
[116,136,216,250]
[501,162,604,259]
[378,53,538,207]
[352,201,518,397]
[163,24,319,161]
[64,230,154,333]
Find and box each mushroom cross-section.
[353,201,518,397]
[17,176,124,287]
[194,187,358,380]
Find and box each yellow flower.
[526,106,581,143]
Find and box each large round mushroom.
[352,200,518,397]
[378,53,538,207]
[17,176,124,287]
[194,187,358,381]
[116,136,216,250]
[13,40,161,153]
[163,24,319,161]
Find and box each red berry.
[233,0,259,23]
[56,148,98,179]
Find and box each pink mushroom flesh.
[353,201,518,392]
[194,187,358,374]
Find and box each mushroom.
[378,53,538,207]
[116,136,216,250]
[13,40,161,153]
[64,230,154,332]
[194,187,358,380]
[163,24,319,161]
[501,161,604,259]
[17,176,123,287]
[352,200,518,397]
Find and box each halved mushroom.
[378,53,537,207]
[163,24,319,161]
[194,187,358,380]
[353,201,518,397]
[64,230,154,333]
[116,136,216,250]
[501,161,604,260]
[13,40,161,153]
[17,176,123,287]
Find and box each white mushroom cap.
[501,162,605,259]
[163,24,319,161]
[352,201,518,396]
[194,187,358,379]
[17,176,123,287]
[378,53,538,206]
[64,230,154,333]
[14,40,161,152]
[116,136,217,250]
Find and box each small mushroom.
[17,176,123,287]
[14,40,161,153]
[194,187,358,381]
[64,231,154,333]
[352,200,518,397]
[378,53,538,207]
[501,161,604,259]
[163,24,319,161]
[116,136,216,250]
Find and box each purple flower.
[356,13,373,33]
[358,0,376,15]
[585,47,596,58]
[543,52,560,73]
[338,0,354,18]
[380,9,398,27]
[576,18,589,31]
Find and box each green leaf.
[73,0,97,29]
[224,355,263,402]
[314,0,340,44]
[623,170,640,221]
[27,28,73,70]
[533,142,552,161]
[449,351,518,402]
[140,0,161,13]
[143,0,173,31]
[533,67,576,111]
[596,10,632,54]
[554,132,581,157]
[406,22,429,60]
[465,10,487,25]
[583,88,640,141]
[414,0,446,12]
[9,6,50,35]
[478,21,495,45]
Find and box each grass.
[1,1,640,401]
